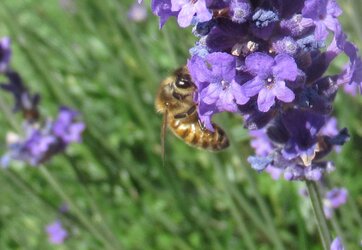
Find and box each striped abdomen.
[168,114,229,151]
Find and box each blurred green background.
[0,0,361,249]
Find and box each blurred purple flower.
[1,107,85,167]
[249,129,273,157]
[330,237,344,250]
[0,37,11,73]
[128,2,148,22]
[323,188,348,219]
[243,53,297,112]
[53,107,85,144]
[46,220,68,245]
[151,0,177,28]
[171,0,211,27]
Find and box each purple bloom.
[249,129,273,156]
[280,14,314,37]
[320,117,338,137]
[1,107,85,167]
[171,0,212,28]
[265,165,283,180]
[46,220,68,245]
[229,0,252,24]
[323,188,348,219]
[302,0,342,41]
[53,107,85,144]
[0,37,11,73]
[330,237,344,250]
[151,0,177,28]
[188,52,248,130]
[243,53,298,112]
[25,130,56,163]
[128,1,148,22]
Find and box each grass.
[0,0,361,249]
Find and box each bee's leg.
[198,119,207,131]
[173,105,196,119]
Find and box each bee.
[155,66,229,153]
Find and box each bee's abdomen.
[169,117,229,151]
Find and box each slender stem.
[39,167,118,250]
[306,181,332,250]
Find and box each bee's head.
[173,67,195,95]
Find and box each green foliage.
[0,0,361,249]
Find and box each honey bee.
[155,66,229,153]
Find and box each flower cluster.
[151,0,361,181]
[0,37,85,167]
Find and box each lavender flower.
[128,1,148,22]
[53,107,85,144]
[323,188,348,219]
[299,187,348,219]
[1,107,85,167]
[243,53,298,112]
[150,0,361,181]
[171,0,212,27]
[302,0,342,42]
[188,52,248,130]
[0,37,11,73]
[330,237,344,250]
[45,220,68,245]
[0,37,85,167]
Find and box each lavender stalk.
[306,181,332,250]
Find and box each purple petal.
[314,21,329,41]
[245,52,273,77]
[273,54,298,81]
[177,3,195,27]
[217,89,238,112]
[327,0,342,17]
[187,55,210,84]
[257,87,275,112]
[201,83,221,105]
[205,52,236,82]
[231,80,249,105]
[151,0,177,28]
[193,0,212,22]
[273,80,295,103]
[243,76,264,97]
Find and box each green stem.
[39,167,119,250]
[306,181,332,250]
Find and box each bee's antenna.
[161,109,168,166]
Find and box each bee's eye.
[175,77,192,89]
